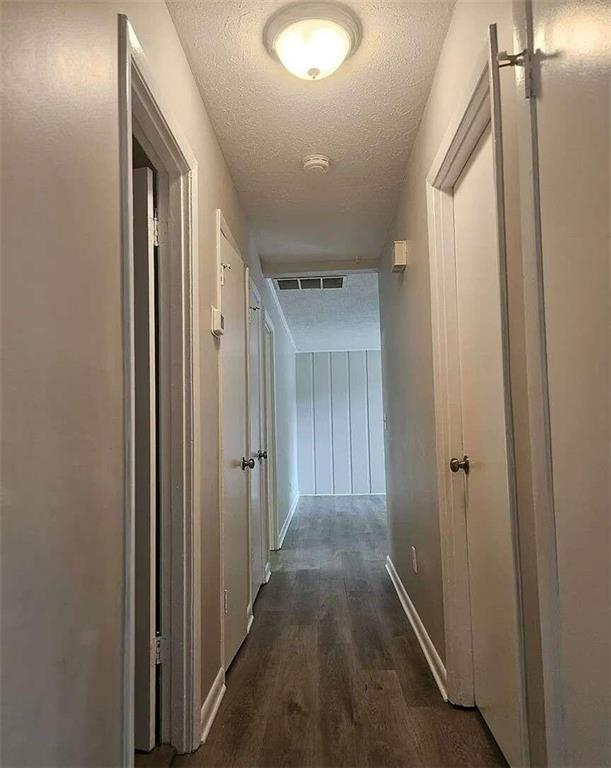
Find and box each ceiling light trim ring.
[263,1,362,64]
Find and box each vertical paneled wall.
[296,351,386,495]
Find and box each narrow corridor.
[176,497,506,768]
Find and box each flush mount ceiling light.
[264,2,362,81]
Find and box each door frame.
[248,278,267,593]
[216,210,254,669]
[119,15,202,760]
[262,313,279,553]
[426,41,529,751]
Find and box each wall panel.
[312,353,333,494]
[349,351,371,494]
[330,352,351,494]
[295,354,315,494]
[296,351,385,495]
[366,351,386,494]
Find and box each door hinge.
[220,262,232,287]
[497,48,534,99]
[153,635,167,665]
[223,589,229,615]
[153,210,160,247]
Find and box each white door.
[133,167,157,752]
[523,4,610,764]
[248,284,266,600]
[221,233,250,667]
[452,126,526,766]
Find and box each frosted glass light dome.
[275,18,351,80]
[264,3,362,82]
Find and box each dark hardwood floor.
[175,495,507,768]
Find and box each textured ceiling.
[167,0,454,267]
[274,273,380,351]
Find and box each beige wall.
[244,234,299,536]
[1,2,296,764]
[379,0,519,664]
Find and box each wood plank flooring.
[175,496,507,768]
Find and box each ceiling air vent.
[300,277,322,289]
[277,278,300,290]
[275,276,345,291]
[322,276,344,289]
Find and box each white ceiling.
[167,1,454,268]
[274,272,381,351]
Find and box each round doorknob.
[257,450,268,460]
[449,455,470,474]
[241,457,256,470]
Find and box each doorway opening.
[119,15,201,761]
[132,138,162,756]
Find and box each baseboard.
[200,666,226,744]
[264,561,272,583]
[299,493,387,497]
[277,493,299,549]
[247,606,254,634]
[385,555,448,701]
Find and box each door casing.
[119,15,202,760]
[263,313,279,553]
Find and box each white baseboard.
[247,608,254,634]
[200,666,226,744]
[264,561,272,583]
[277,493,299,549]
[385,555,448,701]
[299,493,387,497]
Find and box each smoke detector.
[303,153,330,174]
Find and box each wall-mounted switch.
[411,546,418,574]
[211,306,224,337]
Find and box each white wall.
[296,351,385,496]
[1,3,297,764]
[245,249,299,534]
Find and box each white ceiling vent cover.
[276,276,345,290]
[303,154,330,174]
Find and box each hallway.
[176,497,506,768]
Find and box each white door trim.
[426,44,529,760]
[262,313,279,551]
[119,15,202,760]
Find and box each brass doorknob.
[449,455,470,474]
[241,457,255,470]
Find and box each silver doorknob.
[257,450,268,460]
[449,455,470,474]
[241,457,255,470]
